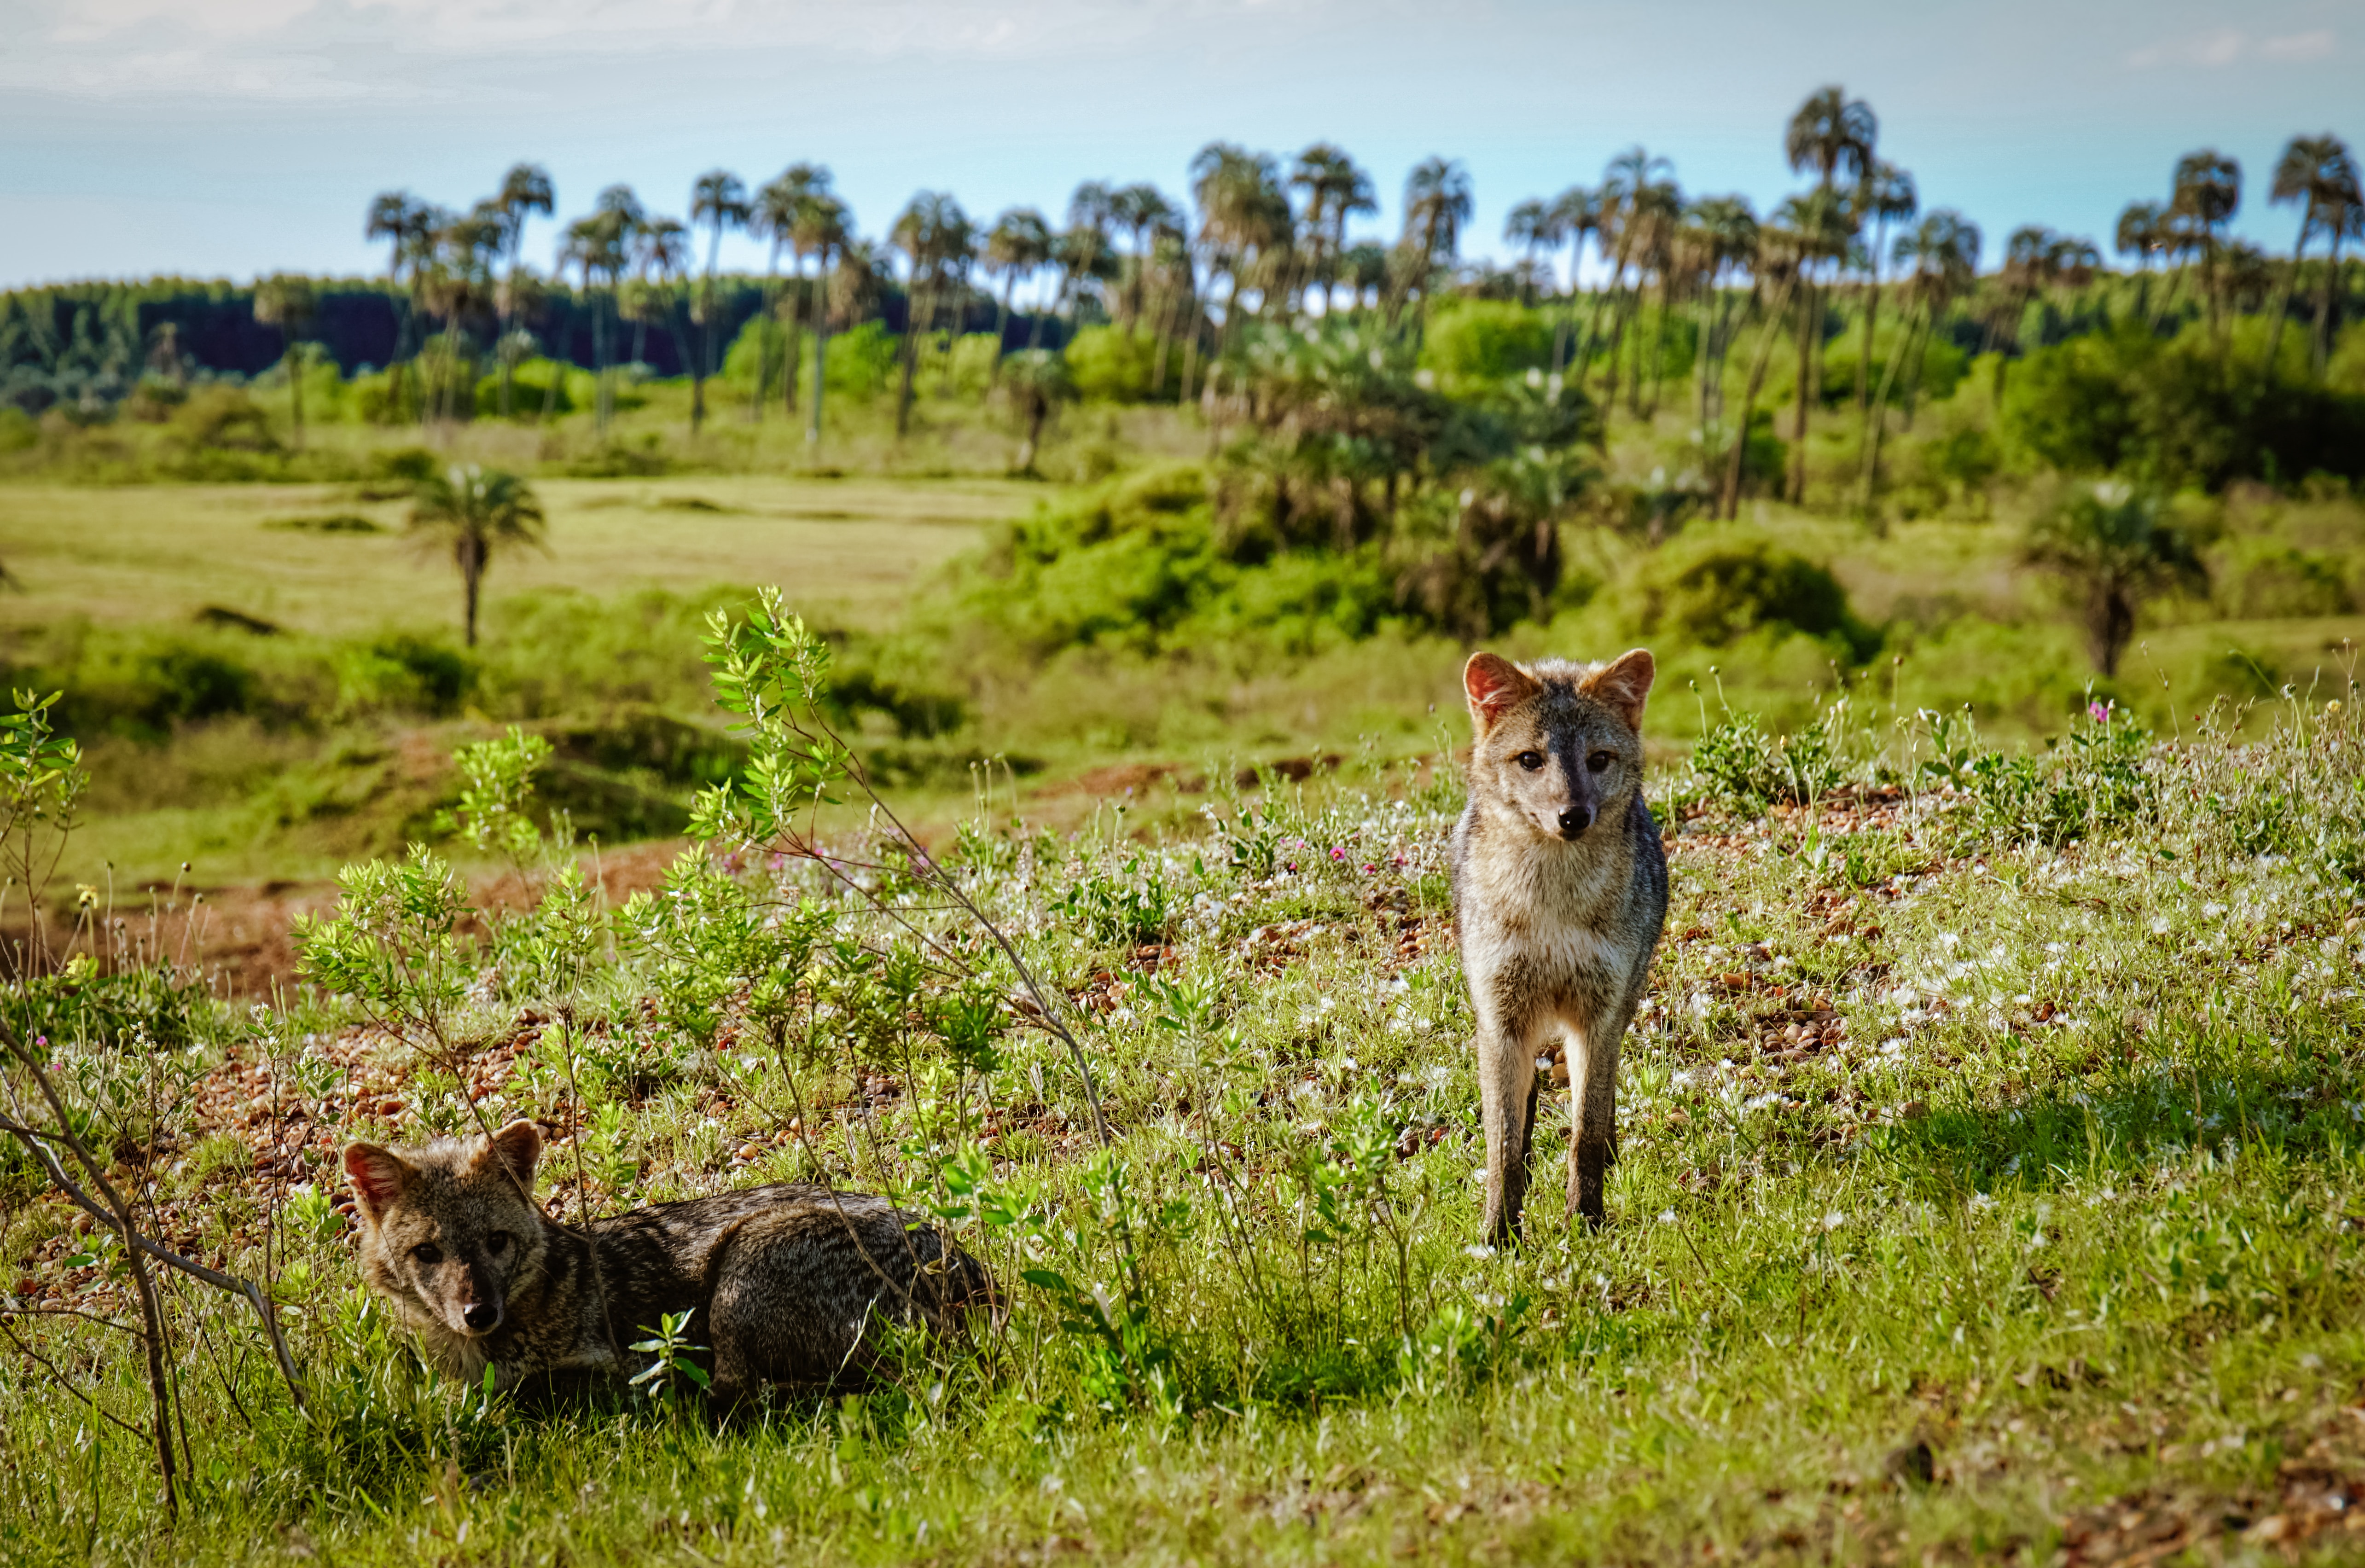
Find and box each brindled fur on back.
[1450,648,1669,1244]
[343,1121,995,1404]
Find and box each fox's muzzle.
[461,1301,503,1333]
[1556,805,1594,839]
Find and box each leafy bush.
[1065,326,1162,403]
[2000,321,2365,490]
[819,320,901,401]
[1689,707,1849,810]
[953,465,1409,659]
[1621,531,1877,658]
[333,634,474,716]
[1419,301,1552,383]
[2209,538,2355,619]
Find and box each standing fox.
[343,1120,994,1404]
[1452,649,1668,1244]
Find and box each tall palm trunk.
[2261,213,2313,389]
[895,279,927,436]
[458,533,486,647]
[782,262,806,418]
[806,266,831,449]
[1721,274,1800,519]
[2314,228,2348,376]
[1857,300,1922,525]
[1789,275,1818,502]
[991,272,1015,383]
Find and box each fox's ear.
[1580,648,1656,733]
[1464,653,1540,733]
[474,1119,542,1195]
[343,1142,413,1225]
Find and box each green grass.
[4,621,2364,1564]
[0,475,1049,639]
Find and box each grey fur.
[344,1121,994,1405]
[1450,649,1669,1243]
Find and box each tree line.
[4,96,2357,505]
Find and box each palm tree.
[1054,181,1117,337]
[983,208,1052,376]
[795,195,852,439]
[251,274,317,448]
[1109,184,1180,328]
[1887,209,1979,429]
[1287,145,1374,315]
[1685,195,1758,424]
[565,185,641,429]
[1776,186,1853,501]
[1785,86,1878,192]
[1190,143,1291,396]
[686,169,749,432]
[407,465,546,647]
[889,191,970,435]
[2266,135,2362,380]
[631,215,688,371]
[2114,200,2169,326]
[1852,160,1916,424]
[1546,185,1602,377]
[366,191,432,417]
[1720,220,1807,518]
[1393,157,1473,331]
[1504,198,1561,306]
[997,348,1073,473]
[1587,147,1673,405]
[1861,209,1978,509]
[2170,150,2241,355]
[2021,487,2204,677]
[1781,87,1874,495]
[749,164,834,418]
[491,164,553,415]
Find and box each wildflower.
[2088,701,2109,724]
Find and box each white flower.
[1820,1211,1846,1231]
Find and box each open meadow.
[2,600,2362,1565]
[8,80,2365,1567]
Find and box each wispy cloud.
[2127,26,2336,70]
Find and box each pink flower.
[1329,846,1348,861]
[2087,702,2109,724]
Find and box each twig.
[0,1098,307,1413]
[0,1318,154,1442]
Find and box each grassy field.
[2,610,2361,1564]
[0,476,1046,638]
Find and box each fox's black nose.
[462,1302,501,1333]
[1557,806,1594,839]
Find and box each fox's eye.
[485,1232,509,1255]
[1515,751,1545,772]
[1587,751,1613,773]
[411,1243,442,1266]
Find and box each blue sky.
[0,0,2355,292]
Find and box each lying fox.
[343,1120,993,1403]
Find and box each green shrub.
[819,321,900,401]
[1066,326,1162,403]
[334,634,474,716]
[474,357,575,418]
[2210,538,2355,619]
[1621,531,1877,658]
[1420,301,1552,383]
[2001,320,2365,489]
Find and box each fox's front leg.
[1476,1001,1545,1247]
[1565,1005,1630,1230]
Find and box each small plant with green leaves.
[628,1309,713,1400]
[0,688,85,976]
[434,724,557,876]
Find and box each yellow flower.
[76,884,99,912]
